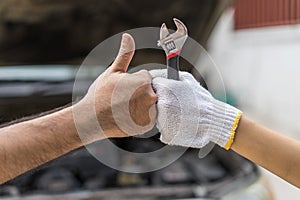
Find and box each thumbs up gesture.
[75,34,157,143]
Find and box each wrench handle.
[167,55,180,80]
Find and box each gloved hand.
[150,69,242,150]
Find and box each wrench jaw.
[159,23,170,42]
[158,18,188,80]
[158,18,188,58]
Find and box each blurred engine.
[0,137,258,199]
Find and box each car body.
[0,65,273,200]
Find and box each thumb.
[110,33,135,73]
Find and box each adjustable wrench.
[158,18,188,80]
[158,19,215,156]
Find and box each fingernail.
[121,33,130,46]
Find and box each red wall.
[235,0,300,29]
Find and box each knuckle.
[144,73,152,83]
[140,85,158,105]
[139,69,151,78]
[149,91,158,102]
[139,69,148,74]
[132,70,151,83]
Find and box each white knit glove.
[150,69,242,150]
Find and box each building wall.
[235,0,300,29]
[206,8,300,197]
[207,9,300,139]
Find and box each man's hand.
[74,33,157,143]
[0,33,157,183]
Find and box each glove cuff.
[208,100,242,150]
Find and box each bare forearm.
[231,116,300,188]
[0,106,83,183]
[0,34,156,184]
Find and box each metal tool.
[158,19,215,157]
[158,18,188,80]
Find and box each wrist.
[58,106,84,148]
[72,101,105,144]
[208,99,242,150]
